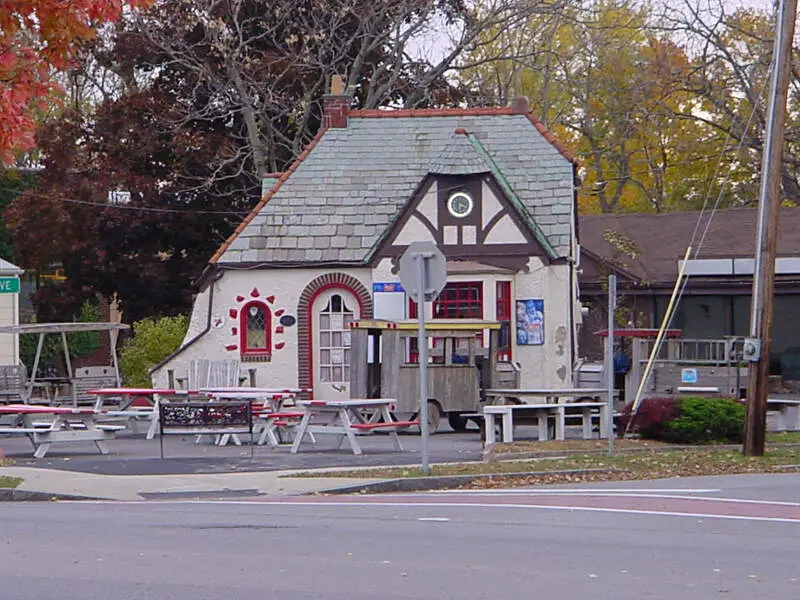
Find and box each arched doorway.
[312,289,360,399]
[297,273,372,397]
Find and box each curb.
[312,468,628,495]
[0,488,102,502]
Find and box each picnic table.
[199,387,312,446]
[483,402,609,444]
[0,403,119,458]
[87,387,201,440]
[484,388,610,404]
[769,398,800,431]
[290,399,418,455]
[482,388,612,445]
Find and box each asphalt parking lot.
[1,421,487,475]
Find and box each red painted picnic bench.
[291,399,414,455]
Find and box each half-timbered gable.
[375,130,559,273]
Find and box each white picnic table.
[290,399,418,455]
[0,403,119,458]
[482,388,611,445]
[483,402,609,444]
[87,387,201,440]
[484,388,610,404]
[769,398,800,431]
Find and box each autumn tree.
[461,0,764,213]
[659,1,800,206]
[6,0,570,322]
[0,0,152,164]
[120,0,570,193]
[5,91,250,323]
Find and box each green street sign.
[0,277,20,293]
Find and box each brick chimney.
[511,96,530,114]
[322,74,350,129]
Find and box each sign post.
[606,274,616,455]
[399,241,446,474]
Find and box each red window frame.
[407,282,484,363]
[240,300,272,357]
[434,281,483,319]
[496,281,512,360]
[408,281,484,320]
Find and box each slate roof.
[428,131,489,175]
[579,207,800,286]
[213,107,576,266]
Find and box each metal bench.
[158,401,253,457]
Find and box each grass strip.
[0,476,22,489]
[286,440,800,488]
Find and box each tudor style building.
[151,95,581,397]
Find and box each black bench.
[158,401,253,457]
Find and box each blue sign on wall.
[681,368,698,384]
[373,282,404,293]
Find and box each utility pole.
[744,0,797,456]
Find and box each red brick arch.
[297,273,373,395]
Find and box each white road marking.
[417,491,800,506]
[71,499,800,524]
[417,517,450,522]
[428,488,722,495]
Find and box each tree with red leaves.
[0,0,151,163]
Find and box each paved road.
[2,474,798,599]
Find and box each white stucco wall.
[0,292,18,364]
[513,259,573,387]
[151,266,372,389]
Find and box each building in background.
[579,208,800,377]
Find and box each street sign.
[0,277,19,293]
[398,241,447,303]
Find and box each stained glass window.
[241,301,270,356]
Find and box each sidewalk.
[0,428,485,500]
[0,464,383,501]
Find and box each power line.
[0,186,253,217]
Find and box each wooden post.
[744,0,798,456]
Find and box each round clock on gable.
[447,191,474,218]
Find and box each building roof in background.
[0,258,23,274]
[212,106,575,266]
[579,207,800,286]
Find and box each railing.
[637,338,745,366]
